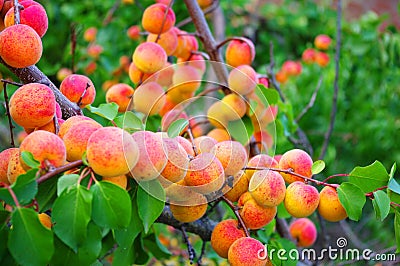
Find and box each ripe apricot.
[0,148,19,185]
[132,42,167,74]
[279,149,313,183]
[225,38,255,67]
[211,219,246,258]
[284,181,320,218]
[146,29,178,56]
[318,186,347,222]
[207,128,230,142]
[223,170,249,202]
[171,65,202,93]
[133,81,166,116]
[228,65,257,95]
[159,138,190,183]
[249,170,286,207]
[105,83,134,112]
[228,237,271,266]
[7,149,26,184]
[289,218,317,247]
[102,175,128,189]
[58,115,98,139]
[142,3,175,34]
[211,140,248,176]
[60,74,96,108]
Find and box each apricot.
[60,74,96,108]
[102,175,128,189]
[161,110,189,132]
[127,25,140,40]
[184,152,225,194]
[133,81,166,116]
[315,52,330,67]
[249,170,286,207]
[211,140,248,176]
[171,65,202,93]
[58,115,98,139]
[130,131,167,181]
[244,154,279,182]
[164,179,198,203]
[146,29,178,56]
[228,65,257,95]
[170,196,207,223]
[223,170,249,202]
[177,54,206,75]
[7,149,26,184]
[4,0,48,37]
[225,38,255,67]
[34,118,64,134]
[318,186,347,222]
[289,218,317,247]
[275,70,288,84]
[0,148,18,185]
[281,60,302,76]
[132,42,167,74]
[159,138,189,183]
[87,44,103,59]
[207,101,229,129]
[211,219,246,258]
[128,62,157,85]
[9,83,55,129]
[314,34,331,50]
[156,62,174,88]
[105,83,134,112]
[38,213,52,229]
[0,24,42,68]
[166,87,194,104]
[19,130,66,170]
[207,128,230,142]
[228,237,271,266]
[284,181,320,218]
[193,136,217,154]
[279,149,313,183]
[86,127,139,177]
[221,93,247,121]
[302,48,316,64]
[238,192,277,230]
[83,27,97,42]
[56,68,73,82]
[63,120,102,162]
[142,3,175,34]
[174,136,195,157]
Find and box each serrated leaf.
[114,112,144,133]
[255,84,279,106]
[8,208,54,266]
[227,115,254,145]
[115,198,143,248]
[337,182,366,221]
[167,118,189,138]
[20,151,40,169]
[137,180,165,233]
[349,161,389,193]
[52,185,93,252]
[395,210,400,253]
[0,169,38,206]
[372,190,390,221]
[91,181,131,229]
[57,174,80,196]
[311,160,325,175]
[86,102,119,121]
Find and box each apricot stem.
[186,123,199,156]
[221,195,250,237]
[155,0,174,43]
[36,160,83,184]
[215,37,253,51]
[176,0,220,28]
[2,83,15,147]
[0,182,20,207]
[77,83,90,107]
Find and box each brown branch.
[70,24,77,73]
[275,217,294,242]
[319,0,342,160]
[13,0,22,25]
[3,83,15,147]
[221,195,250,237]
[295,76,323,122]
[0,58,83,119]
[103,0,121,26]
[36,160,83,184]
[183,0,230,94]
[181,225,196,264]
[155,0,174,43]
[176,0,220,28]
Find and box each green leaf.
[389,163,397,180]
[143,233,171,259]
[144,114,162,132]
[8,208,54,266]
[0,210,10,226]
[167,118,189,138]
[311,160,325,175]
[395,210,400,253]
[277,202,291,219]
[248,99,258,116]
[115,198,143,248]
[0,169,38,206]
[57,174,80,196]
[133,234,150,264]
[372,190,391,221]
[227,115,254,146]
[349,161,389,193]
[36,177,58,212]
[388,178,400,195]
[20,151,40,169]
[86,102,119,121]
[114,112,144,133]
[137,180,165,233]
[91,181,131,229]
[337,182,366,221]
[255,84,279,106]
[256,219,276,243]
[52,185,93,252]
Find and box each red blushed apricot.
[83,27,97,42]
[275,70,288,84]
[127,25,140,40]
[223,170,249,202]
[9,83,55,128]
[282,60,302,76]
[302,48,316,64]
[132,42,167,74]
[314,34,332,50]
[159,138,189,183]
[174,136,195,157]
[228,237,271,266]
[142,3,175,34]
[19,130,66,170]
[211,219,246,258]
[225,38,255,67]
[0,148,19,185]
[211,141,248,176]
[284,181,320,218]
[207,128,231,142]
[130,131,168,181]
[58,115,98,139]
[228,65,257,95]
[87,127,139,177]
[157,62,174,88]
[177,54,206,75]
[249,170,286,207]
[315,52,330,67]
[7,149,26,184]
[4,0,48,37]
[0,24,42,68]
[105,83,134,112]
[244,154,279,182]
[102,175,128,190]
[318,186,347,222]
[279,149,313,184]
[63,121,102,162]
[60,74,96,108]
[161,110,189,132]
[128,62,158,85]
[289,218,317,247]
[147,29,178,56]
[172,65,202,93]
[133,81,166,116]
[193,136,217,154]
[172,28,199,60]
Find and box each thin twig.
[0,182,20,207]
[215,36,253,51]
[3,83,15,147]
[319,0,342,160]
[295,76,323,122]
[275,217,294,242]
[155,0,174,43]
[13,0,22,25]
[103,0,121,26]
[267,41,286,102]
[36,160,83,184]
[181,226,196,264]
[186,123,199,156]
[176,0,220,28]
[0,79,23,87]
[77,83,90,107]
[221,195,250,237]
[197,240,207,265]
[70,24,77,74]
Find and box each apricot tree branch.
[3,83,15,147]
[103,0,121,26]
[155,0,174,43]
[221,195,250,237]
[181,225,196,264]
[36,160,83,184]
[176,0,220,28]
[319,0,342,160]
[0,58,83,119]
[295,76,323,122]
